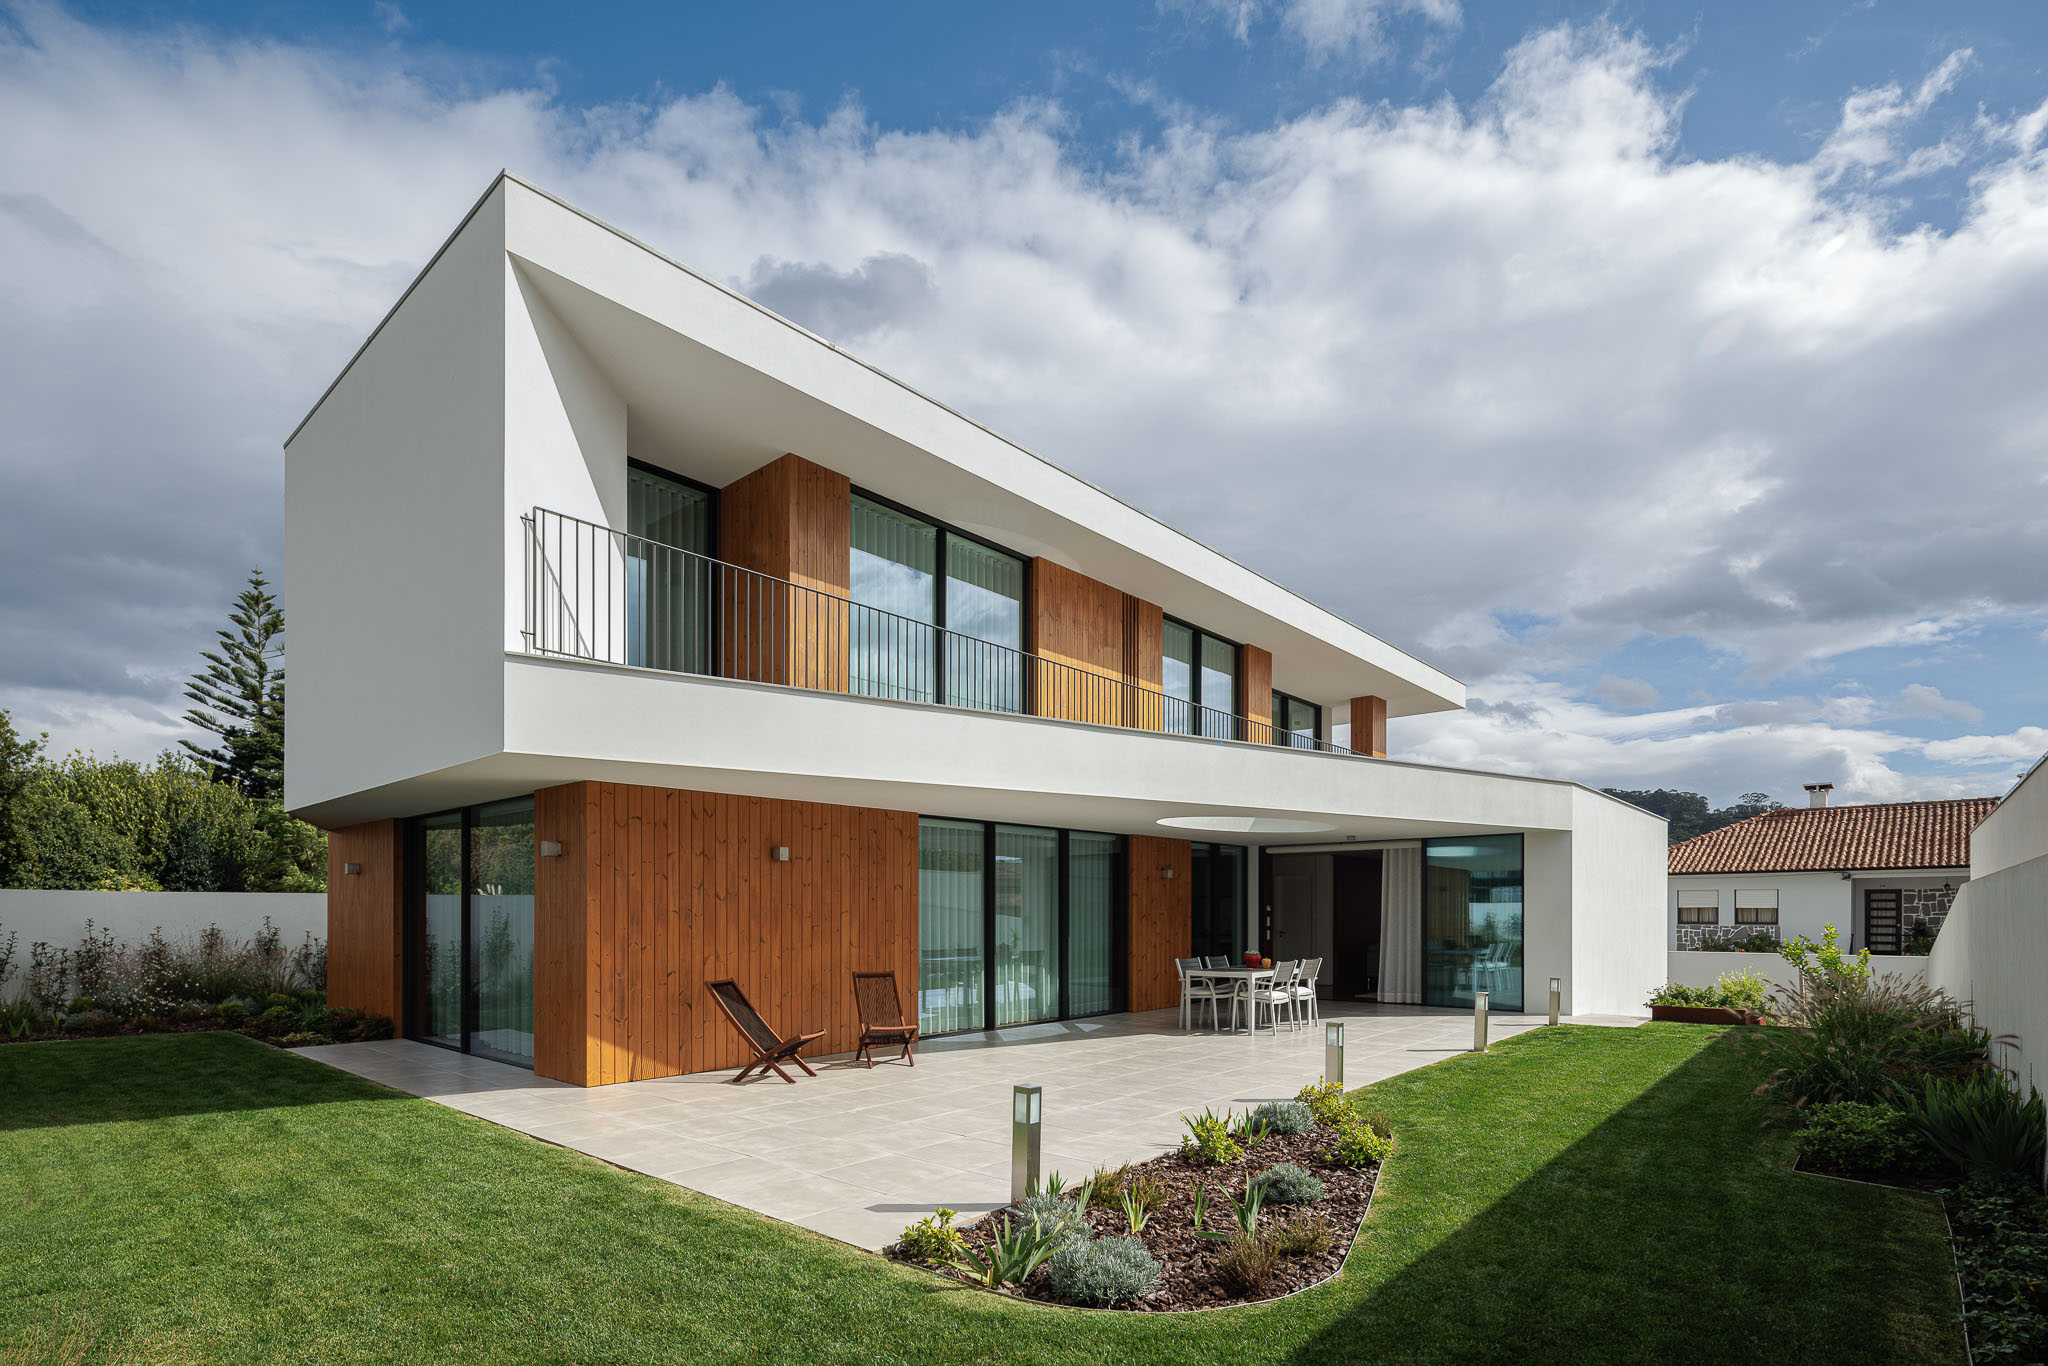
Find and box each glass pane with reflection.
[1423,834,1524,1012]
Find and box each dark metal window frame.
[920,815,1127,1036]
[403,801,535,1070]
[1271,689,1322,746]
[627,457,721,558]
[851,487,1032,708]
[1163,616,1243,735]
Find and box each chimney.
[1803,782,1833,809]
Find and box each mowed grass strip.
[0,1025,1963,1365]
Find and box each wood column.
[717,453,851,690]
[1350,694,1388,758]
[1241,646,1273,741]
[1127,835,1192,1011]
[325,820,403,1029]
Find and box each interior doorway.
[1267,850,1383,1001]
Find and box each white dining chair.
[1290,957,1323,1026]
[1177,956,1225,1031]
[1247,960,1302,1035]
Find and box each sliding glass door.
[994,825,1059,1027]
[1066,832,1123,1017]
[407,798,537,1068]
[916,818,985,1034]
[1422,834,1524,1012]
[851,492,1026,713]
[1190,842,1246,964]
[1164,618,1240,738]
[625,465,714,674]
[917,818,1125,1034]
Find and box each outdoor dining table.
[1187,965,1278,1035]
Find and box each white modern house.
[284,172,1667,1087]
[1667,784,1997,955]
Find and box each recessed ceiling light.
[1156,816,1336,834]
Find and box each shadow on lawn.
[0,1031,406,1131]
[1282,1028,1966,1366]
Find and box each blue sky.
[2,0,2045,805]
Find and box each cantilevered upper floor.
[283,173,1466,825]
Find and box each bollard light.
[1011,1084,1043,1203]
[1473,989,1490,1052]
[1325,1021,1345,1089]
[1548,976,1562,1027]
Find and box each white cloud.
[1817,47,1972,179]
[1591,675,1660,709]
[372,3,412,37]
[1892,683,1984,722]
[0,8,2042,805]
[1922,727,2048,767]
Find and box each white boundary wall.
[0,892,326,952]
[1929,756,2048,1093]
[1666,949,1927,996]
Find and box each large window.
[625,464,714,673]
[1164,619,1239,738]
[406,797,536,1068]
[1422,834,1523,1012]
[917,818,1125,1034]
[1190,842,1246,964]
[1271,691,1321,749]
[851,493,1024,711]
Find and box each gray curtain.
[1379,844,1423,1004]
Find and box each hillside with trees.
[1600,788,1787,845]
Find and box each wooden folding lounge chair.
[851,970,918,1069]
[706,979,825,1084]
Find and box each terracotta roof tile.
[1667,797,1999,875]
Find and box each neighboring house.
[285,173,1667,1087]
[1667,784,1998,954]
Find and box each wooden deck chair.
[705,979,825,1084]
[851,970,918,1069]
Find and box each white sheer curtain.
[1378,844,1424,1004]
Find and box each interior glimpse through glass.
[1163,620,1196,734]
[1198,634,1237,738]
[1066,833,1121,1017]
[1422,834,1525,1012]
[419,812,463,1049]
[943,536,1025,713]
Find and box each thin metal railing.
[522,507,1361,757]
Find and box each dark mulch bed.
[889,1124,1380,1311]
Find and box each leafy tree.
[1602,787,1788,845]
[181,569,285,802]
[0,710,48,887]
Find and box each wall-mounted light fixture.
[538,840,563,858]
[772,846,791,862]
[342,863,361,876]
[1160,867,1176,880]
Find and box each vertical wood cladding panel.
[1241,646,1273,740]
[1127,834,1192,1012]
[531,780,918,1085]
[325,821,402,1029]
[717,453,850,691]
[1123,596,1164,732]
[1350,694,1388,758]
[1028,559,1128,725]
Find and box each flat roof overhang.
[487,176,1462,717]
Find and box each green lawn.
[1,1025,1963,1365]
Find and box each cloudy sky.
[2,0,2044,806]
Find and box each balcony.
[522,507,1361,757]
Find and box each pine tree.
[181,570,286,802]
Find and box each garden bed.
[888,1108,1381,1312]
[1648,1004,1755,1025]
